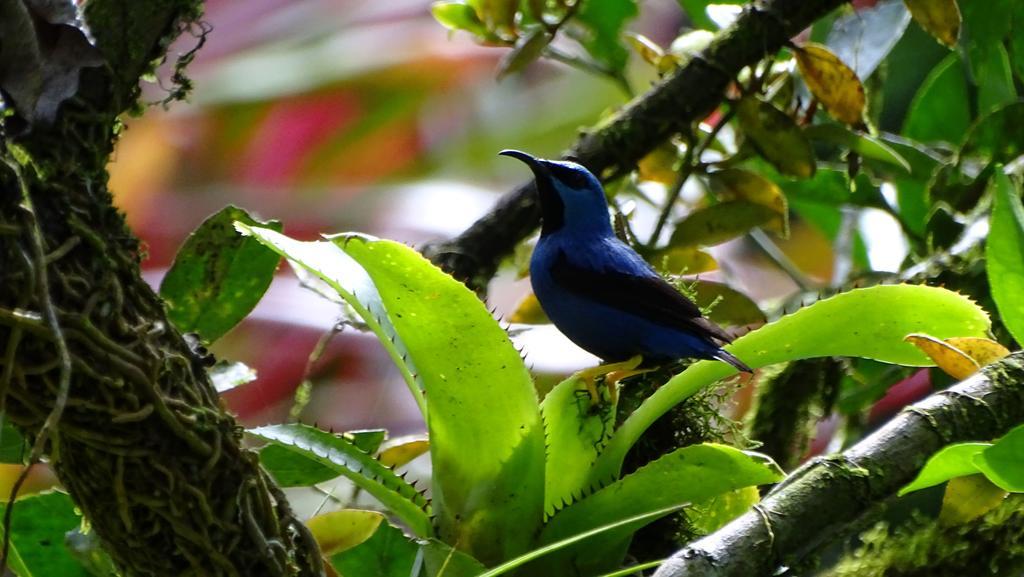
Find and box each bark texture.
[653,354,1024,577]
[0,1,322,575]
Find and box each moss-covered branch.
[652,353,1024,577]
[824,494,1024,577]
[0,1,323,575]
[423,0,850,291]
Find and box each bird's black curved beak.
[499,149,564,235]
[499,149,550,177]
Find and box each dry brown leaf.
[904,334,1009,380]
[904,333,979,379]
[794,43,866,126]
[945,337,1011,367]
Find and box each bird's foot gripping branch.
[225,218,996,576]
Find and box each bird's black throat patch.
[535,176,564,235]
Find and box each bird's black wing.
[550,250,734,344]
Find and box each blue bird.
[500,149,752,401]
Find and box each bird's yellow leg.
[573,355,645,405]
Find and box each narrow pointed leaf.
[986,172,1024,344]
[591,285,991,484]
[477,504,687,577]
[234,225,428,414]
[538,445,781,575]
[249,424,432,538]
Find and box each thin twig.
[646,108,736,248]
[748,228,814,291]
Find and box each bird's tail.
[714,349,753,373]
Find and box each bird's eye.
[552,165,589,189]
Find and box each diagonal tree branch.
[653,353,1024,577]
[423,0,850,291]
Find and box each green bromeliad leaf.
[336,235,545,565]
[534,444,782,575]
[249,424,432,538]
[589,284,991,485]
[541,376,617,517]
[238,226,545,566]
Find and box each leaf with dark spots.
[160,206,282,343]
[0,0,103,126]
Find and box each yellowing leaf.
[637,142,681,184]
[508,292,549,324]
[307,509,385,556]
[649,246,718,274]
[905,0,961,48]
[0,464,60,502]
[735,97,816,178]
[904,334,978,379]
[939,474,1007,525]
[794,43,866,126]
[625,32,666,70]
[708,169,788,236]
[378,436,431,468]
[944,337,1011,367]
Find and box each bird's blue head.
[500,149,613,237]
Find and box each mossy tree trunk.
[0,1,322,575]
